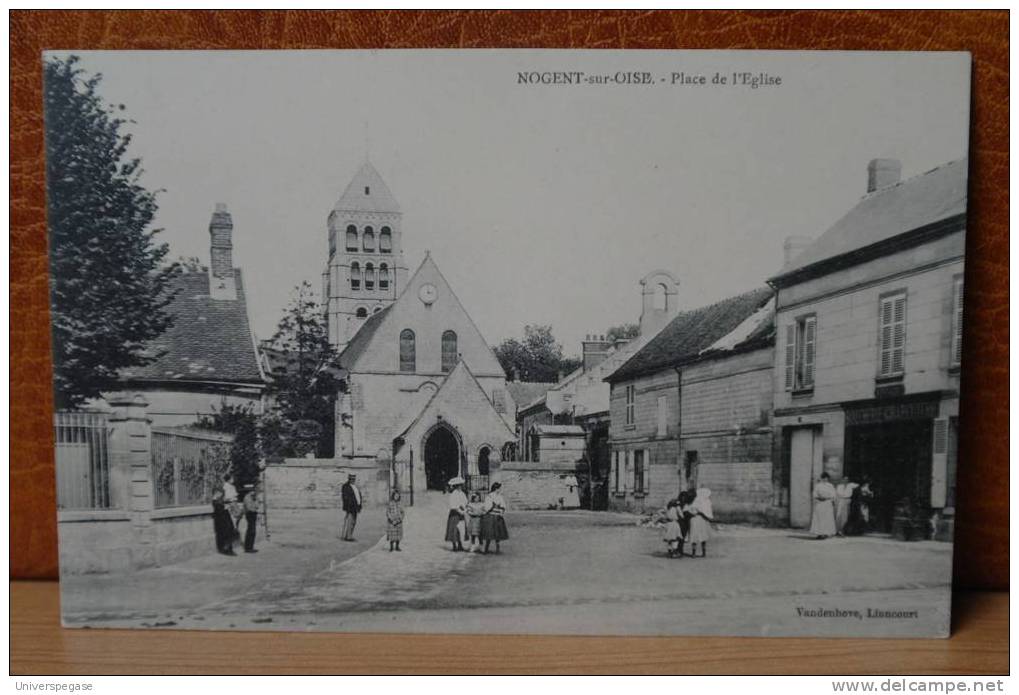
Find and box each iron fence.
[467,475,490,495]
[54,411,112,510]
[151,427,233,508]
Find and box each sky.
[56,50,970,356]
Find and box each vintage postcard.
[46,49,970,637]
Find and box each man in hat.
[340,473,363,541]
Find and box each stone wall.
[264,458,385,510]
[494,461,581,510]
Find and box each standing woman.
[810,472,837,539]
[481,482,509,554]
[687,488,714,557]
[834,476,858,536]
[211,488,235,556]
[386,490,405,552]
[445,477,468,552]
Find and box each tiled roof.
[121,270,264,386]
[334,160,401,214]
[605,287,775,383]
[775,158,968,280]
[506,381,556,411]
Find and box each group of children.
[662,488,714,558]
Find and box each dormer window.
[363,227,375,252]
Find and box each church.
[323,162,515,501]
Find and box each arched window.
[441,330,458,372]
[399,329,416,372]
[478,446,491,476]
[653,283,668,311]
[380,226,392,253]
[379,263,390,290]
[364,263,375,290]
[362,226,375,252]
[345,225,358,251]
[355,306,368,319]
[350,262,361,290]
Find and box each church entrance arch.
[423,423,462,491]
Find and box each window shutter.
[643,449,651,495]
[879,297,894,376]
[931,418,949,508]
[784,324,795,391]
[803,316,816,387]
[612,452,620,493]
[619,448,627,493]
[656,396,668,437]
[952,279,964,366]
[891,295,906,374]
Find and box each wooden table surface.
[10,581,1007,675]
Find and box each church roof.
[334,160,401,214]
[338,304,391,369]
[121,269,265,387]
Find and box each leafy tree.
[44,55,179,409]
[194,402,261,488]
[494,324,581,383]
[262,282,341,457]
[605,323,640,342]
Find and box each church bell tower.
[323,161,409,350]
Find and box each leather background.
[10,11,1008,588]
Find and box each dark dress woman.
[480,483,509,554]
[211,489,236,555]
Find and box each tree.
[605,323,640,342]
[194,402,261,488]
[262,282,342,457]
[494,324,581,383]
[44,55,179,409]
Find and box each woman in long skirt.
[663,499,682,558]
[466,492,485,553]
[810,472,837,539]
[211,488,236,556]
[444,477,468,551]
[687,488,714,557]
[481,482,509,554]
[386,490,405,552]
[834,477,858,536]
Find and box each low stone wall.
[494,461,581,510]
[265,458,385,510]
[58,506,214,574]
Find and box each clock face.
[418,283,437,305]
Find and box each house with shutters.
[603,286,777,519]
[768,158,967,540]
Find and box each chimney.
[209,203,237,300]
[867,158,902,193]
[782,235,814,267]
[582,334,614,372]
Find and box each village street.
[61,502,952,637]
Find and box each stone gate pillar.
[107,393,156,568]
